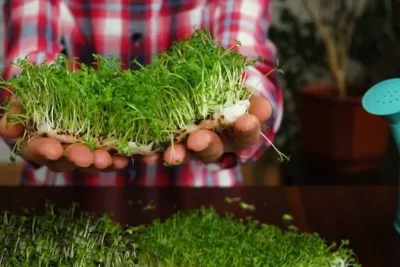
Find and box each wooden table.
[0,185,399,267]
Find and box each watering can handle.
[389,123,400,151]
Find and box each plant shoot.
[0,29,289,163]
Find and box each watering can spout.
[362,78,400,235]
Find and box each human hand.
[148,95,272,166]
[0,101,129,173]
[0,94,272,170]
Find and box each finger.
[112,155,129,170]
[64,144,94,168]
[47,158,76,173]
[142,153,160,164]
[231,114,261,150]
[77,155,129,173]
[21,137,64,165]
[0,103,24,138]
[163,144,186,165]
[187,129,224,162]
[248,95,272,123]
[92,149,113,169]
[78,155,128,173]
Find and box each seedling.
[142,202,156,211]
[0,203,361,267]
[0,203,140,266]
[0,29,289,164]
[282,213,294,221]
[225,197,256,211]
[239,201,256,211]
[224,196,241,204]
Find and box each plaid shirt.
[1,0,283,187]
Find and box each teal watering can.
[362,78,400,234]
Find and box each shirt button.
[131,33,143,42]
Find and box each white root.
[332,257,346,267]
[215,99,250,123]
[127,141,155,155]
[36,123,80,143]
[30,100,251,156]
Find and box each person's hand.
[0,101,129,173]
[153,95,271,166]
[0,94,271,171]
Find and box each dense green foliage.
[0,204,360,267]
[0,29,254,157]
[0,203,139,267]
[137,208,359,267]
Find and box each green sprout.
[225,197,255,211]
[163,162,174,167]
[224,196,241,204]
[0,204,361,267]
[0,29,289,164]
[0,205,141,267]
[282,213,294,221]
[239,201,256,211]
[142,202,156,211]
[129,207,360,267]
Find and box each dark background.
[243,0,400,186]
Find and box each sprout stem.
[0,29,288,164]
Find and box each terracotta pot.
[300,84,390,174]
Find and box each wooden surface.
[0,185,399,267]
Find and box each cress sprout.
[0,203,361,267]
[0,29,289,163]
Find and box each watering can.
[362,78,400,234]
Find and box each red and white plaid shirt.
[1,0,283,187]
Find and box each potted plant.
[299,0,390,174]
[0,202,360,266]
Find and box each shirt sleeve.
[1,0,64,164]
[210,0,284,167]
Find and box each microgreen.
[283,213,294,221]
[142,203,156,211]
[0,203,140,267]
[260,132,291,162]
[133,207,360,267]
[239,201,256,211]
[0,202,360,267]
[225,197,255,211]
[0,29,289,163]
[262,124,269,131]
[163,162,174,167]
[225,196,241,204]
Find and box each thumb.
[0,99,25,138]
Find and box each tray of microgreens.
[0,200,360,267]
[0,29,289,164]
